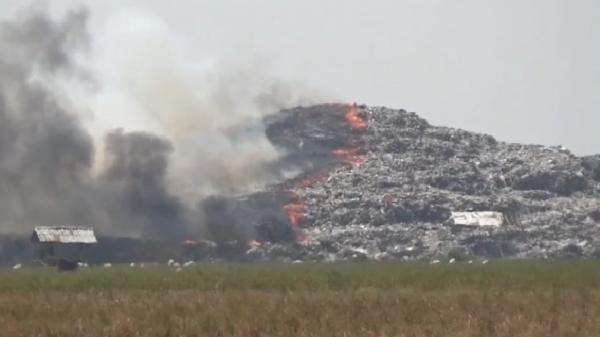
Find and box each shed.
[31,226,97,244]
[31,226,97,265]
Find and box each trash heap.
[247,105,600,261]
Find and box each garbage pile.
[247,105,600,261]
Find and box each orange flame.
[284,195,307,241]
[285,198,304,226]
[345,104,367,130]
[282,104,369,244]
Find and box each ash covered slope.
[252,105,600,261]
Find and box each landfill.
[244,104,600,262]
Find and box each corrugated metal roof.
[32,226,97,244]
[450,212,504,227]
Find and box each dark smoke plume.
[0,7,96,232]
[100,130,190,238]
[0,7,193,238]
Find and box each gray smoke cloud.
[0,7,98,232]
[99,130,192,238]
[0,6,317,239]
[88,7,319,200]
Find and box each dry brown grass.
[2,288,600,337]
[1,262,600,336]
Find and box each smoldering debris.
[201,192,295,246]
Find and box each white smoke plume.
[87,8,321,200]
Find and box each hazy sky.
[4,1,600,154]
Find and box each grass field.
[1,261,600,336]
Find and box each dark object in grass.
[56,259,78,272]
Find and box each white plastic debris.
[430,259,440,264]
[172,262,181,268]
[129,262,136,268]
[482,259,489,264]
[450,211,504,227]
[183,261,195,268]
[449,258,456,264]
[167,259,175,266]
[103,263,112,268]
[77,262,89,268]
[12,263,22,270]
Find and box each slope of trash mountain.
[247,104,600,262]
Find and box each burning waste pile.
[246,104,600,262]
[2,6,600,265]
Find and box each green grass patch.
[2,260,599,292]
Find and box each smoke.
[88,8,317,200]
[0,5,319,239]
[0,7,97,231]
[99,130,192,238]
